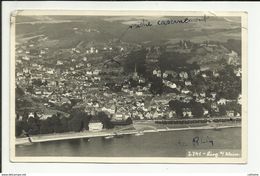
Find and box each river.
[16,127,241,157]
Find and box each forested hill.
[16,15,241,48]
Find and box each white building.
[89,122,103,131]
[217,98,227,105]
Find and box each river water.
[16,127,241,157]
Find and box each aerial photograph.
[13,13,244,159]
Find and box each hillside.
[16,15,241,48]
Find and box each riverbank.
[16,120,241,145]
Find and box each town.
[15,32,242,137]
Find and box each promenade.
[16,120,241,145]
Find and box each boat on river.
[104,135,114,139]
[135,131,144,136]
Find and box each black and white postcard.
[10,11,247,163]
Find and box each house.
[93,102,99,108]
[16,59,22,64]
[56,60,63,65]
[121,87,129,93]
[40,50,46,55]
[82,57,88,61]
[153,111,159,119]
[213,70,220,77]
[60,97,71,105]
[203,109,209,116]
[211,92,217,99]
[227,50,239,65]
[86,71,93,76]
[157,112,164,118]
[35,90,42,95]
[202,73,207,78]
[76,63,84,68]
[94,76,101,81]
[114,113,124,120]
[101,106,116,114]
[179,71,188,79]
[43,91,52,97]
[17,49,24,54]
[197,98,205,103]
[167,82,177,89]
[40,114,52,120]
[182,108,193,118]
[23,68,30,73]
[169,111,176,118]
[234,68,242,77]
[28,112,34,118]
[138,77,145,84]
[226,110,235,117]
[88,118,103,131]
[46,69,54,75]
[16,72,23,77]
[136,91,143,96]
[163,72,168,78]
[218,98,227,105]
[238,94,242,105]
[190,69,200,77]
[17,115,23,121]
[145,112,152,119]
[90,47,95,54]
[200,92,206,97]
[153,69,161,77]
[93,69,101,75]
[185,81,192,86]
[181,88,190,94]
[211,103,219,112]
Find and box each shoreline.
[15,122,241,145]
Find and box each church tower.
[133,63,139,80]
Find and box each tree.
[59,117,69,133]
[158,52,191,72]
[68,111,91,132]
[169,100,183,118]
[26,86,34,94]
[223,39,241,56]
[150,77,163,95]
[129,78,138,88]
[97,111,114,129]
[219,105,227,116]
[27,116,40,135]
[40,118,54,134]
[32,79,43,87]
[124,49,147,76]
[16,120,24,137]
[16,85,25,98]
[49,115,62,133]
[191,102,204,118]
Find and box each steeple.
[133,63,138,79]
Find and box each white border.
[2,1,260,173]
[9,10,248,164]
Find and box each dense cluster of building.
[15,35,242,133]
